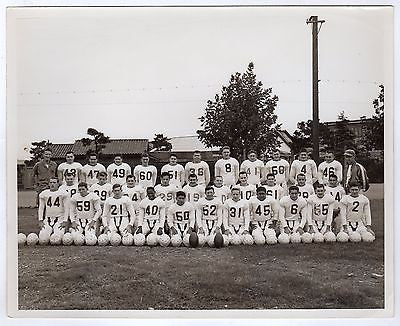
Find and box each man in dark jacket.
[343,149,369,193]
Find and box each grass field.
[17,185,384,310]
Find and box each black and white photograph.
[5,3,395,319]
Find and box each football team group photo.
[9,5,391,315]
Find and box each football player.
[264,149,290,190]
[182,173,205,204]
[89,171,113,206]
[81,153,106,187]
[237,171,256,201]
[307,183,335,234]
[102,184,136,236]
[279,186,308,235]
[58,172,79,198]
[122,175,145,211]
[325,174,346,232]
[215,146,240,187]
[339,183,375,238]
[38,177,69,239]
[289,149,318,185]
[317,149,343,185]
[155,172,178,230]
[296,173,315,199]
[107,155,131,186]
[57,151,83,185]
[264,173,286,201]
[213,176,231,204]
[136,187,166,242]
[167,191,196,246]
[223,187,250,244]
[133,153,157,189]
[161,153,185,188]
[184,151,210,186]
[240,150,264,186]
[69,182,102,237]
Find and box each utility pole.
[306,16,325,162]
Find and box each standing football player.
[307,183,335,235]
[184,151,210,186]
[237,171,257,201]
[107,155,131,186]
[161,153,185,188]
[167,191,196,247]
[69,182,102,237]
[102,184,136,236]
[264,149,290,190]
[240,150,264,186]
[134,153,158,189]
[289,149,318,185]
[182,173,205,204]
[317,149,343,185]
[215,146,240,187]
[279,186,308,235]
[81,152,106,187]
[58,173,79,198]
[213,176,231,204]
[325,174,346,232]
[264,173,286,201]
[57,151,83,185]
[122,175,145,211]
[38,177,69,240]
[296,173,315,199]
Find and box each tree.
[79,128,110,155]
[25,140,52,166]
[197,62,281,159]
[361,85,384,150]
[291,120,331,155]
[152,134,172,151]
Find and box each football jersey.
[154,184,177,209]
[290,159,317,184]
[248,196,280,222]
[182,184,205,203]
[70,192,101,220]
[240,159,264,185]
[107,163,131,186]
[340,194,371,224]
[103,196,136,219]
[82,163,106,186]
[325,185,346,209]
[297,184,315,199]
[139,197,166,222]
[264,184,285,200]
[122,184,145,205]
[57,162,83,184]
[196,197,223,221]
[238,184,256,201]
[215,157,240,186]
[161,163,185,188]
[307,194,335,223]
[279,196,308,221]
[39,189,69,219]
[224,199,249,228]
[184,161,210,186]
[318,160,343,185]
[213,185,231,204]
[134,165,157,188]
[264,159,290,185]
[89,182,113,204]
[167,202,196,231]
[58,183,78,198]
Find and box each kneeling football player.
[223,187,251,245]
[167,191,196,247]
[136,187,167,245]
[196,186,225,246]
[279,186,308,235]
[101,184,136,236]
[248,186,281,244]
[307,183,335,235]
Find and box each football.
[214,232,224,248]
[189,232,199,248]
[349,231,362,243]
[97,234,109,246]
[290,232,301,244]
[197,234,206,247]
[49,233,62,245]
[110,233,122,246]
[26,233,38,246]
[277,233,290,244]
[38,232,50,245]
[18,233,26,246]
[313,232,324,243]
[230,234,242,245]
[146,233,158,246]
[170,234,182,247]
[336,231,349,243]
[182,234,191,247]
[85,234,98,246]
[159,234,171,247]
[242,234,254,246]
[133,233,146,246]
[253,233,265,245]
[265,229,277,245]
[62,232,74,245]
[73,233,85,246]
[324,231,337,242]
[301,232,313,244]
[361,231,375,242]
[122,233,134,246]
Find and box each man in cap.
[343,149,369,193]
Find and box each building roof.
[150,151,218,163]
[49,143,75,158]
[168,135,220,152]
[324,118,372,127]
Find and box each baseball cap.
[344,149,355,157]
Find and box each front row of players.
[33,173,375,246]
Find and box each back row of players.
[38,146,374,246]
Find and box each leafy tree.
[197,62,281,160]
[291,120,331,156]
[25,140,52,166]
[152,134,172,151]
[79,128,110,155]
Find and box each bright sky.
[9,6,392,159]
